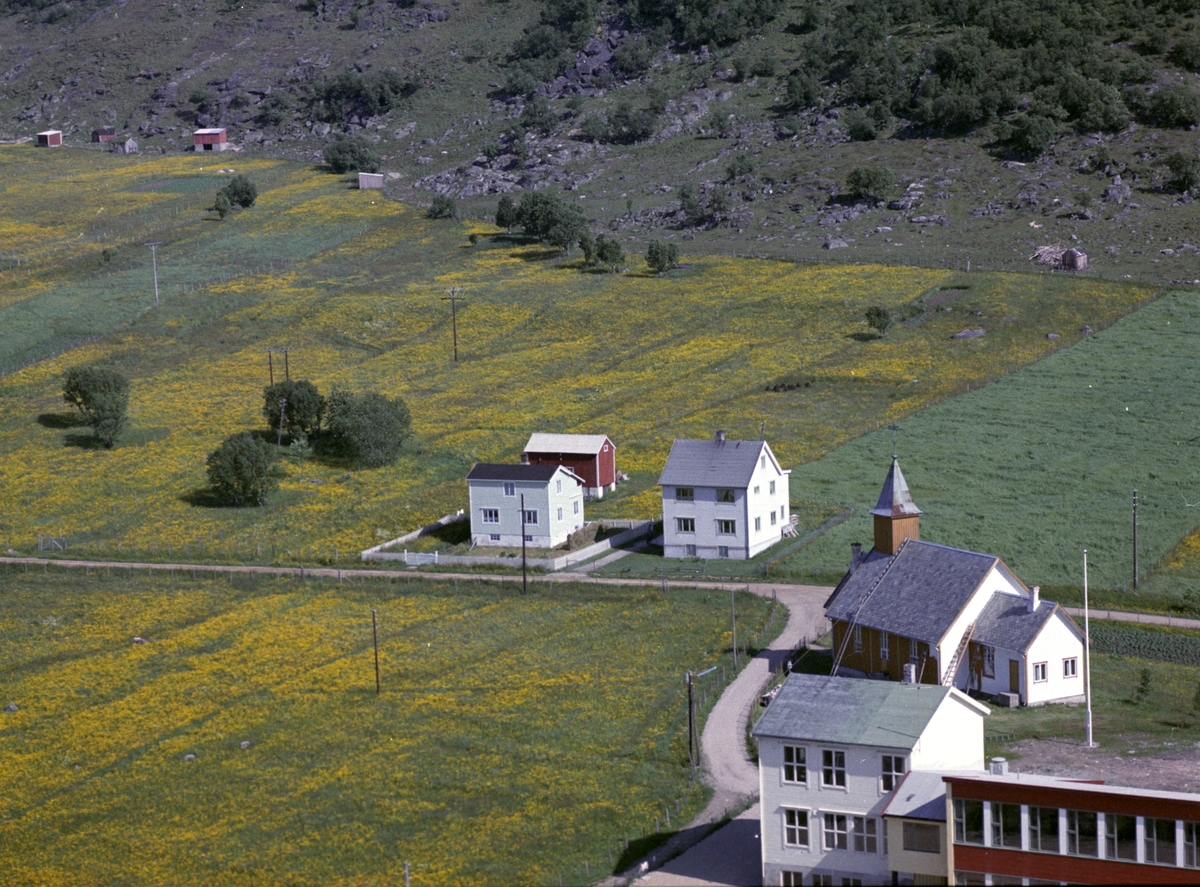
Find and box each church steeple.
[870,457,921,555]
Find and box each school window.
[1066,810,1098,857]
[879,633,890,661]
[1145,817,1177,865]
[783,746,806,784]
[556,479,562,493]
[675,487,694,502]
[953,799,984,845]
[821,750,846,788]
[481,509,500,524]
[783,809,809,848]
[1028,806,1059,852]
[718,545,730,558]
[522,509,538,525]
[823,813,848,850]
[557,507,563,521]
[717,488,735,503]
[853,626,863,654]
[983,646,995,679]
[1063,657,1078,678]
[1105,813,1137,861]
[685,544,697,556]
[1186,822,1200,867]
[717,519,737,535]
[503,482,515,497]
[1033,662,1048,683]
[770,480,776,495]
[881,755,906,792]
[903,822,940,854]
[676,517,695,533]
[770,511,777,526]
[991,802,1020,849]
[852,817,877,853]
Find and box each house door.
[1008,660,1020,694]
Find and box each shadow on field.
[179,488,230,508]
[846,331,882,342]
[62,432,107,450]
[37,411,87,429]
[511,248,565,262]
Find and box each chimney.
[1028,586,1040,612]
[715,430,726,443]
[850,542,863,567]
[901,663,917,684]
[989,757,1009,776]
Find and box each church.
[824,457,1086,706]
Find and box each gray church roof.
[870,457,922,518]
[971,593,1069,654]
[752,673,978,748]
[658,437,775,488]
[825,539,1000,645]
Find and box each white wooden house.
[466,463,584,548]
[658,431,790,559]
[826,458,1086,706]
[753,673,989,886]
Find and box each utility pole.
[276,398,287,447]
[731,588,738,670]
[1083,549,1094,747]
[686,670,695,777]
[442,288,465,362]
[520,492,528,595]
[1132,488,1139,588]
[266,347,291,385]
[372,609,381,695]
[145,242,163,308]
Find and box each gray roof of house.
[825,540,1000,645]
[466,463,579,483]
[658,438,770,487]
[882,771,952,821]
[871,457,922,518]
[971,593,1067,654]
[751,673,960,748]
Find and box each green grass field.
[785,286,1200,593]
[0,568,772,886]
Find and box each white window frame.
[852,816,878,853]
[676,517,695,533]
[821,749,846,788]
[983,646,995,679]
[770,480,776,495]
[880,632,890,661]
[770,511,777,526]
[717,545,730,558]
[489,533,500,541]
[822,813,849,850]
[754,516,762,532]
[853,625,863,654]
[557,507,563,521]
[573,500,579,514]
[522,509,538,526]
[1063,657,1078,678]
[1033,661,1048,683]
[481,508,500,524]
[753,485,760,495]
[716,488,736,503]
[503,482,516,497]
[783,745,806,784]
[783,809,810,849]
[685,544,697,557]
[716,519,737,535]
[881,755,906,792]
[675,487,694,502]
[761,455,767,469]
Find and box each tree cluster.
[62,365,129,448]
[500,191,588,251]
[324,135,381,174]
[310,69,417,124]
[212,174,257,219]
[206,432,279,506]
[645,240,679,274]
[505,0,599,94]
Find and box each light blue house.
[466,463,585,548]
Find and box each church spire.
[870,457,921,555]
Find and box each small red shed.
[91,126,118,143]
[523,433,617,498]
[36,130,63,148]
[193,128,228,152]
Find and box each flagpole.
[1084,548,1095,748]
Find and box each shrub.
[62,365,129,448]
[786,71,820,109]
[520,95,557,135]
[212,191,231,220]
[596,235,624,271]
[998,113,1057,159]
[578,229,597,265]
[678,184,704,224]
[1163,151,1200,194]
[263,380,324,440]
[606,101,655,144]
[206,432,279,506]
[428,195,459,220]
[1146,85,1200,128]
[257,93,293,127]
[845,165,895,203]
[725,153,755,181]
[321,387,412,468]
[495,194,519,229]
[515,191,587,248]
[865,306,892,336]
[846,110,878,141]
[221,174,257,208]
[1170,36,1200,73]
[614,36,653,76]
[324,136,380,174]
[1135,665,1152,702]
[578,115,608,143]
[645,240,679,273]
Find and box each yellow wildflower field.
[0,146,1154,563]
[0,570,769,885]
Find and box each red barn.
[91,127,117,143]
[36,130,63,148]
[193,128,228,152]
[523,433,616,498]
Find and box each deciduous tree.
[62,365,129,447]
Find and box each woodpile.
[1029,245,1066,266]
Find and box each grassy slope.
[0,148,1157,569]
[787,286,1200,591]
[1,0,1200,283]
[0,569,771,886]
